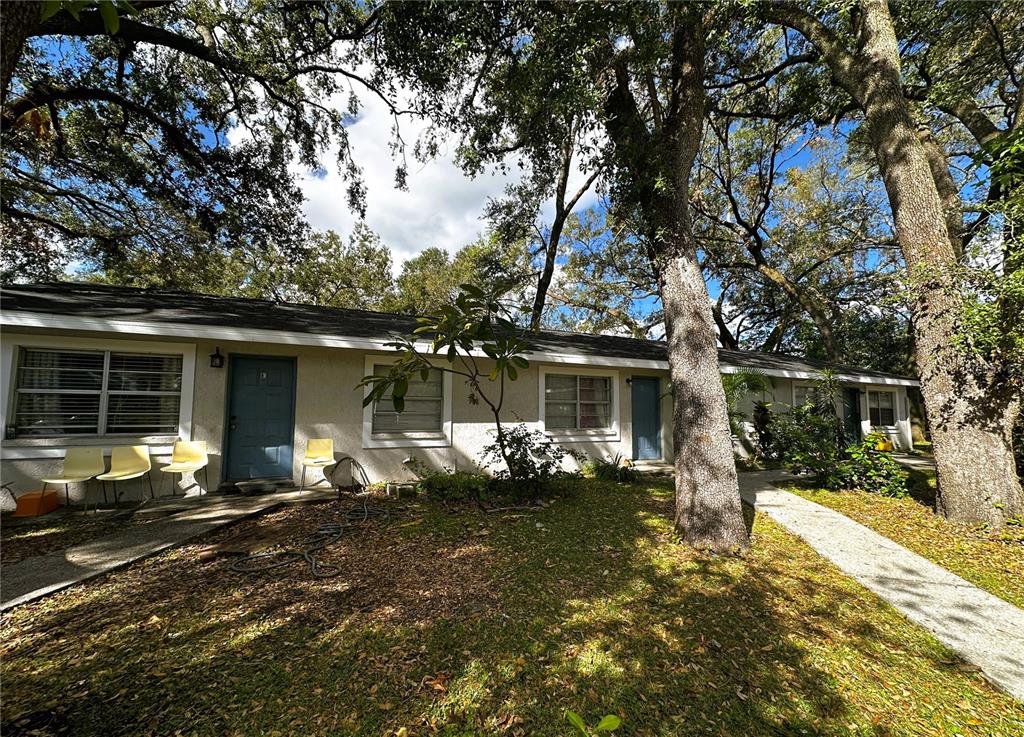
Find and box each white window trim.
[866,388,898,429]
[791,382,816,407]
[538,365,620,442]
[361,354,452,449]
[1,334,196,459]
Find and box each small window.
[868,390,896,427]
[545,374,612,430]
[792,385,815,408]
[371,365,443,434]
[12,348,182,437]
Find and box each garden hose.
[229,494,390,578]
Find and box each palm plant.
[721,370,774,436]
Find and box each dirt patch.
[208,501,503,627]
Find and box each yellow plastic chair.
[159,440,209,496]
[97,445,154,503]
[41,447,106,508]
[299,438,336,491]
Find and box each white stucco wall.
[729,376,912,456]
[0,327,912,503]
[0,329,674,501]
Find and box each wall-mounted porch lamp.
[209,347,225,369]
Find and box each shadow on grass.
[904,467,937,509]
[1,482,1020,736]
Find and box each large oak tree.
[373,2,750,550]
[760,0,1022,525]
[0,0,398,284]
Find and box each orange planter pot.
[13,490,61,517]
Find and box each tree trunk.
[711,290,738,350]
[1,0,40,104]
[754,261,842,361]
[530,139,599,332]
[661,248,750,551]
[855,0,1023,524]
[601,9,749,550]
[916,125,964,259]
[659,18,748,552]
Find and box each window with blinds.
[545,374,612,430]
[12,348,183,437]
[371,365,443,434]
[868,390,896,427]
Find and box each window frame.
[791,382,816,408]
[867,389,897,428]
[538,366,620,442]
[361,355,453,449]
[1,335,195,453]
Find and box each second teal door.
[631,377,661,461]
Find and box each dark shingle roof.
[1,282,917,382]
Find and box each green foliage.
[7,0,380,287]
[762,405,843,482]
[41,1,137,34]
[565,710,622,737]
[389,235,532,315]
[796,311,914,377]
[828,432,910,498]
[547,210,661,338]
[415,467,490,503]
[358,283,529,413]
[721,370,773,436]
[359,283,540,485]
[758,371,845,481]
[245,225,396,310]
[481,424,574,497]
[581,454,642,483]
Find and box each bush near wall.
[827,433,909,498]
[760,408,908,497]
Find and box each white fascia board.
[529,351,667,370]
[2,310,919,386]
[719,363,920,387]
[2,311,668,368]
[1,310,395,351]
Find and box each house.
[0,283,919,501]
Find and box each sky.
[292,85,602,275]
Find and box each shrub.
[480,423,574,497]
[752,400,773,457]
[582,454,642,483]
[416,468,490,502]
[828,432,909,497]
[762,405,843,481]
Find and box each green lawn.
[2,480,1022,736]
[786,470,1024,609]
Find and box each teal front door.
[631,377,661,461]
[224,356,296,481]
[842,388,862,445]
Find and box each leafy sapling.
[564,710,622,737]
[358,283,533,481]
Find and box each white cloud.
[293,82,603,276]
[295,88,519,273]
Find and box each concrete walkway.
[893,453,937,473]
[740,471,1024,702]
[1,488,334,611]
